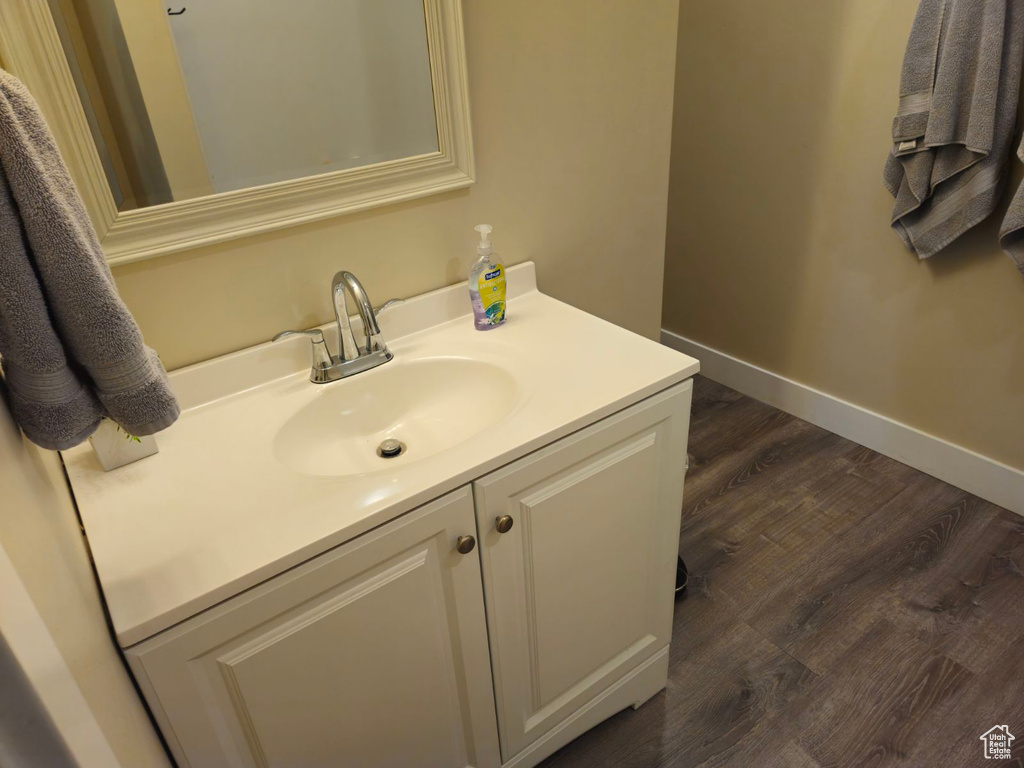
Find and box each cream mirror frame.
[0,0,474,266]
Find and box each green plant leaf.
[113,422,142,442]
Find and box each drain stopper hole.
[377,439,405,458]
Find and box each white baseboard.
[661,329,1024,517]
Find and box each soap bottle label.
[477,264,506,326]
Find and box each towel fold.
[999,136,1024,276]
[0,69,179,451]
[884,0,1024,259]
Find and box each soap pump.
[468,224,506,330]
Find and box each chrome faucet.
[273,271,402,383]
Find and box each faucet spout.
[277,270,393,384]
[332,271,381,360]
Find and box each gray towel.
[999,136,1024,276]
[0,69,179,450]
[884,0,1024,259]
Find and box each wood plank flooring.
[539,375,1024,768]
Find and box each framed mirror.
[0,0,473,265]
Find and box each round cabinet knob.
[456,535,476,554]
[495,515,514,534]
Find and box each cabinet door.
[473,383,692,761]
[126,487,500,768]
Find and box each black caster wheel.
[675,555,688,595]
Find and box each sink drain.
[376,438,406,459]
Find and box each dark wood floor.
[540,375,1024,768]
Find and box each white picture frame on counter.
[89,420,158,472]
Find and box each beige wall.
[111,1,681,371]
[0,396,170,767]
[663,0,1024,471]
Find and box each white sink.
[273,357,520,477]
[62,262,701,646]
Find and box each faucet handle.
[272,329,333,375]
[372,299,405,319]
[273,328,325,344]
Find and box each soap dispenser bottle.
[468,224,506,330]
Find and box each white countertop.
[64,263,699,647]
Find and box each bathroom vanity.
[63,263,699,768]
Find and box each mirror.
[0,0,472,262]
[49,0,440,210]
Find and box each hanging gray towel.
[0,69,179,450]
[884,0,1024,259]
[999,136,1024,276]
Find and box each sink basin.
[62,263,703,647]
[273,357,520,477]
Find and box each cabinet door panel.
[474,383,692,761]
[127,487,499,768]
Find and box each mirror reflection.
[47,0,439,211]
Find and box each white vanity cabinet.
[124,381,692,768]
[473,382,692,765]
[125,487,502,768]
